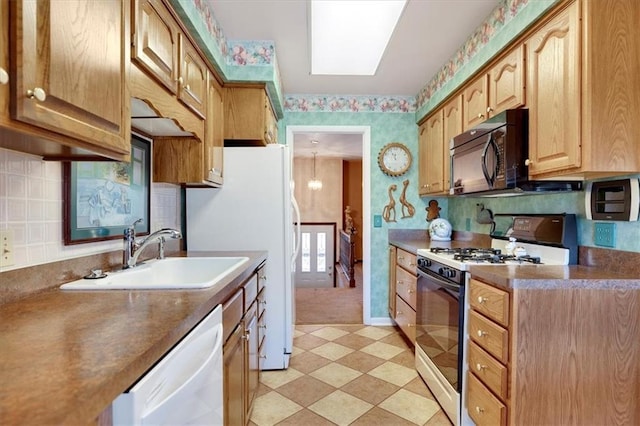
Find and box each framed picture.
[63,136,151,245]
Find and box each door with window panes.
[294,223,335,288]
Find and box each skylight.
[310,0,407,76]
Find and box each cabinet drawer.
[395,266,417,309]
[396,248,417,274]
[395,295,416,342]
[467,372,507,426]
[223,288,243,343]
[469,311,509,363]
[257,287,266,317]
[469,278,510,326]
[258,310,266,347]
[468,341,508,400]
[244,274,259,307]
[257,265,266,293]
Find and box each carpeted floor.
[295,263,363,324]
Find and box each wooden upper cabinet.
[178,34,207,119]
[463,45,524,131]
[204,75,224,185]
[526,0,640,178]
[133,0,207,119]
[442,95,462,192]
[525,1,580,176]
[489,45,525,116]
[419,109,445,195]
[5,0,130,160]
[224,86,277,145]
[462,75,488,131]
[132,0,179,94]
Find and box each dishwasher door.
[113,304,224,425]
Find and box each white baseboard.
[368,316,395,326]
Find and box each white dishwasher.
[113,304,224,425]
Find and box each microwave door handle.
[480,137,493,188]
[489,134,501,185]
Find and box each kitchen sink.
[60,257,250,290]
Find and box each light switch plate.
[594,222,616,247]
[1,230,15,267]
[374,215,382,228]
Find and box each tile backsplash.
[0,148,181,272]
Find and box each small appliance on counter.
[428,218,452,241]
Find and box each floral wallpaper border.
[186,0,546,115]
[283,95,416,113]
[415,0,531,109]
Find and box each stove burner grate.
[453,253,542,264]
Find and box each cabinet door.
[224,86,267,143]
[0,1,9,114]
[264,97,277,144]
[526,1,580,176]
[420,110,445,195]
[489,45,525,115]
[442,95,462,192]
[388,245,397,318]
[205,75,224,185]
[463,75,489,130]
[10,0,129,155]
[224,323,245,426]
[179,34,207,119]
[132,0,179,94]
[245,302,260,421]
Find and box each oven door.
[416,268,464,393]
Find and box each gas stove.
[416,214,578,276]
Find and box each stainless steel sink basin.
[60,257,250,290]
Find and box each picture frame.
[63,136,151,245]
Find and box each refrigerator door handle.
[291,195,302,268]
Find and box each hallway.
[295,263,363,324]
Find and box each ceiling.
[210,0,500,157]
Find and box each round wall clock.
[377,142,412,177]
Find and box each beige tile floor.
[249,324,453,426]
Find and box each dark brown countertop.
[389,232,640,290]
[469,264,640,290]
[0,250,267,426]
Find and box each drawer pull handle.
[398,256,404,261]
[407,289,414,294]
[475,406,485,414]
[259,324,267,329]
[409,262,416,267]
[259,354,267,359]
[477,330,487,337]
[26,87,46,102]
[397,280,403,285]
[260,274,267,280]
[396,310,402,316]
[0,67,8,85]
[476,363,486,372]
[477,296,487,304]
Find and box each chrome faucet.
[123,219,182,268]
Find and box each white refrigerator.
[186,145,300,370]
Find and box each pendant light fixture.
[308,152,323,190]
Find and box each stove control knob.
[418,258,431,268]
[438,267,456,278]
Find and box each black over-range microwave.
[449,109,582,196]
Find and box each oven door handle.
[418,269,462,293]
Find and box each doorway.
[286,125,371,324]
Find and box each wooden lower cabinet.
[223,320,245,426]
[389,246,417,343]
[466,276,640,425]
[222,264,266,426]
